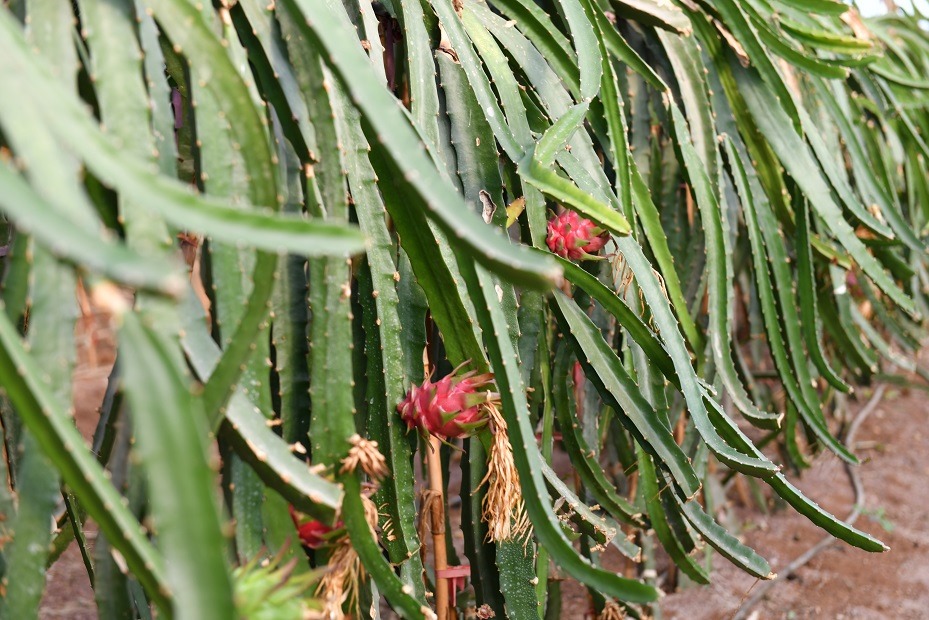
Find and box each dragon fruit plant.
[0,1,927,619]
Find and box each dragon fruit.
[289,506,342,549]
[398,367,499,438]
[546,210,610,260]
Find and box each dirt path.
[38,324,110,619]
[662,378,929,619]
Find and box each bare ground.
[38,311,111,620]
[661,377,929,620]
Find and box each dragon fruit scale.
[546,210,610,260]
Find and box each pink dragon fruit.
[546,210,610,260]
[398,367,499,438]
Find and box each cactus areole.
[546,210,610,260]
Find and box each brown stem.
[427,435,450,620]
[673,410,687,446]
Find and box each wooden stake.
[427,435,450,620]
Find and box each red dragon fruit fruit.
[546,210,610,260]
[398,366,499,438]
[289,506,342,549]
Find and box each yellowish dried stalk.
[609,252,634,298]
[597,599,626,620]
[380,504,396,544]
[417,488,445,544]
[479,403,531,543]
[361,494,380,537]
[315,495,379,619]
[315,540,363,620]
[340,434,389,481]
